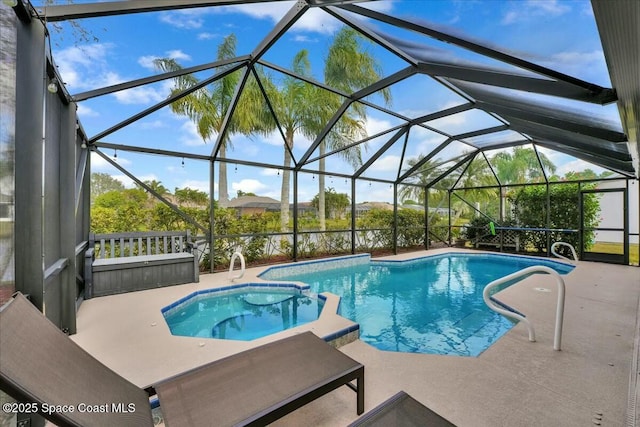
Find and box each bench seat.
[85,231,199,298]
[92,252,194,269]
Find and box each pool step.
[452,309,496,341]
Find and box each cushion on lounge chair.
[348,391,456,427]
[0,293,153,427]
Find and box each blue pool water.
[267,253,574,356]
[163,287,324,341]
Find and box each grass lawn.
[590,241,639,265]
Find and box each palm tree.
[142,179,169,196]
[399,156,448,206]
[154,34,269,207]
[316,28,392,231]
[267,50,319,234]
[452,156,497,219]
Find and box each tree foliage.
[311,188,349,220]
[91,172,125,201]
[509,184,600,252]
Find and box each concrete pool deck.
[70,248,640,426]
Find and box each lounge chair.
[0,292,364,426]
[349,391,455,427]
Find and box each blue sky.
[41,0,623,203]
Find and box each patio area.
[70,248,640,426]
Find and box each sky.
[39,0,625,203]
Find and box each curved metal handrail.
[483,265,566,351]
[551,241,578,263]
[229,251,246,281]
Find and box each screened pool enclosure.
[1,0,639,333]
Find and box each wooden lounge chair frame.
[0,292,364,427]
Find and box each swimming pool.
[162,286,324,341]
[260,253,574,356]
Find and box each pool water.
[163,288,323,341]
[271,253,574,356]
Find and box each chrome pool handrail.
[551,241,578,263]
[229,251,246,281]
[483,265,566,351]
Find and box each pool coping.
[70,248,640,426]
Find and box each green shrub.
[509,184,599,252]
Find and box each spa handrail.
[551,241,578,263]
[229,251,245,281]
[483,265,566,351]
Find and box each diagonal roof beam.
[298,100,353,167]
[210,67,251,158]
[73,56,250,102]
[447,78,627,142]
[416,61,610,104]
[533,139,635,177]
[40,0,294,21]
[323,5,418,66]
[250,0,309,63]
[258,60,348,98]
[398,137,452,182]
[351,66,416,100]
[470,98,628,143]
[89,62,246,144]
[338,4,616,101]
[354,127,407,178]
[410,103,474,126]
[426,153,476,189]
[250,67,297,167]
[306,124,406,164]
[505,117,631,160]
[452,125,509,141]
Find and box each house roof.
[227,196,281,209]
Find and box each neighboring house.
[227,196,318,218]
[355,202,394,219]
[227,196,281,216]
[295,201,317,217]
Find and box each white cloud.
[261,168,280,176]
[556,159,605,177]
[179,120,208,146]
[501,0,571,25]
[370,155,400,172]
[178,180,211,193]
[359,1,394,13]
[138,119,167,130]
[138,50,192,71]
[292,35,318,43]
[223,3,292,23]
[90,152,132,170]
[55,43,114,90]
[138,55,159,71]
[77,104,98,117]
[167,164,187,174]
[231,179,268,194]
[198,32,219,40]
[159,10,204,29]
[365,116,394,136]
[112,85,166,105]
[293,8,341,34]
[112,173,159,189]
[261,131,286,147]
